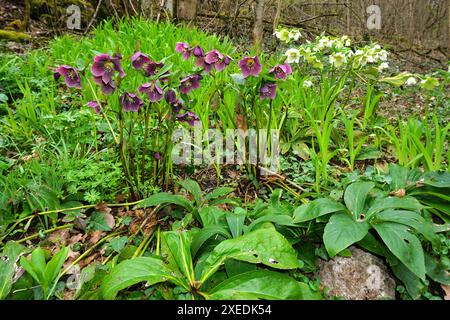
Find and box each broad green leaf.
[247,214,297,232]
[0,241,25,299]
[344,182,375,219]
[201,226,299,283]
[205,187,235,201]
[198,206,227,227]
[208,270,320,300]
[44,246,69,287]
[226,208,247,238]
[366,196,425,220]
[373,222,425,279]
[425,253,450,285]
[134,193,193,211]
[101,257,173,299]
[191,226,231,257]
[161,231,195,284]
[390,260,425,299]
[323,213,369,257]
[373,210,437,244]
[293,198,346,223]
[422,171,450,188]
[178,179,203,205]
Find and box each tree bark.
[177,0,198,21]
[253,0,265,48]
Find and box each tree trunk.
[253,0,265,48]
[177,0,198,21]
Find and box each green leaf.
[178,179,203,205]
[44,247,69,288]
[373,222,425,279]
[208,270,321,300]
[101,257,173,300]
[201,225,299,283]
[425,253,450,285]
[323,213,369,257]
[88,212,112,232]
[373,210,437,244]
[191,226,231,257]
[205,187,235,201]
[226,208,247,238]
[344,182,375,219]
[198,206,227,227]
[0,241,25,299]
[134,193,193,211]
[366,196,425,220]
[161,231,195,284]
[293,198,346,223]
[247,214,297,232]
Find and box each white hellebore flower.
[274,29,290,42]
[329,52,347,68]
[288,29,301,42]
[378,62,389,72]
[405,77,417,86]
[285,48,301,64]
[303,80,313,88]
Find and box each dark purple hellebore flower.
[195,57,212,73]
[90,53,125,84]
[153,152,162,160]
[269,63,293,80]
[176,111,200,126]
[143,61,164,77]
[131,52,151,70]
[54,65,82,89]
[175,42,191,60]
[204,50,231,72]
[259,83,277,100]
[93,75,116,95]
[238,56,262,78]
[139,81,163,102]
[215,55,232,71]
[120,92,144,112]
[87,101,101,114]
[204,50,223,64]
[165,89,177,104]
[179,74,202,94]
[193,46,204,58]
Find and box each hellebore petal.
[87,101,101,114]
[259,83,277,100]
[120,92,144,112]
[139,81,164,102]
[175,42,191,60]
[54,65,82,89]
[131,52,151,69]
[238,56,262,78]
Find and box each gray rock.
[318,247,396,300]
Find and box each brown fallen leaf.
[47,229,70,246]
[95,202,112,214]
[89,230,105,245]
[104,212,115,229]
[390,189,406,197]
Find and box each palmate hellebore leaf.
[200,225,299,283]
[207,270,321,300]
